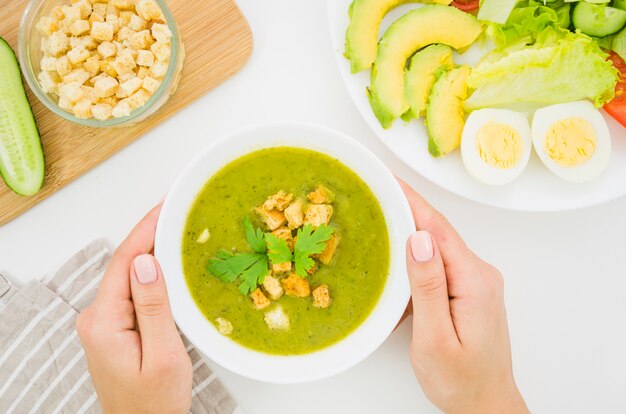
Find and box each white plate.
[327,1,626,212]
[155,122,414,383]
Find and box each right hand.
[400,180,529,414]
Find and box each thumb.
[406,231,456,345]
[130,254,184,369]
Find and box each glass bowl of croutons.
[18,0,184,127]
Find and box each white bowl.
[155,121,414,383]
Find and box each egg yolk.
[544,117,596,167]
[476,122,523,169]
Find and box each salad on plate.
[344,0,626,186]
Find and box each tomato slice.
[451,0,480,12]
[604,51,626,128]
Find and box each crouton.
[141,75,160,93]
[264,306,289,330]
[316,234,340,265]
[48,31,69,56]
[215,317,233,335]
[136,49,154,67]
[128,14,147,31]
[97,41,116,59]
[136,0,165,21]
[59,81,84,103]
[111,53,136,75]
[111,100,131,117]
[250,288,270,310]
[263,191,293,211]
[284,200,304,230]
[128,29,153,50]
[282,273,310,298]
[304,204,333,227]
[73,98,92,119]
[149,60,168,78]
[40,57,57,71]
[255,207,286,231]
[150,41,170,61]
[94,76,119,97]
[63,68,91,85]
[196,228,210,244]
[312,285,331,309]
[151,23,171,43]
[91,21,114,41]
[271,227,294,251]
[306,260,318,276]
[69,19,90,36]
[307,184,335,204]
[55,55,72,76]
[91,103,113,120]
[38,71,60,94]
[118,76,143,97]
[36,17,58,36]
[271,261,291,275]
[262,275,284,300]
[67,45,90,65]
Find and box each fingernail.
[158,193,167,204]
[410,231,434,263]
[134,254,158,284]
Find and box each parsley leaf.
[265,233,293,264]
[207,251,268,294]
[243,216,266,253]
[237,255,269,295]
[293,224,334,276]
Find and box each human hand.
[76,204,192,414]
[400,180,529,414]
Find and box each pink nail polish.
[134,254,158,284]
[410,231,434,263]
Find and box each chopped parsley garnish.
[243,216,266,253]
[293,224,334,277]
[207,218,334,293]
[265,233,293,265]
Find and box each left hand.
[76,204,192,414]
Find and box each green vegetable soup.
[182,147,390,355]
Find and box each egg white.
[531,101,611,183]
[461,109,532,186]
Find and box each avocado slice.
[426,66,470,157]
[345,0,453,74]
[368,5,482,129]
[402,44,454,121]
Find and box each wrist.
[476,385,529,414]
[447,384,529,414]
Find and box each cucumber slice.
[572,2,626,37]
[614,0,626,11]
[0,37,44,196]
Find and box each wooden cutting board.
[0,0,253,225]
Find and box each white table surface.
[1,1,626,413]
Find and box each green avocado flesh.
[345,0,452,73]
[182,147,390,355]
[427,66,470,157]
[368,5,482,129]
[402,44,454,121]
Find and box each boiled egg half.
[531,101,611,183]
[461,109,532,186]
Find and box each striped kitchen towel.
[0,239,239,414]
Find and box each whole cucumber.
[0,37,44,196]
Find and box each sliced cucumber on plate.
[0,37,44,196]
[572,1,626,37]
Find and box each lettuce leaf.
[486,0,571,48]
[465,29,619,110]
